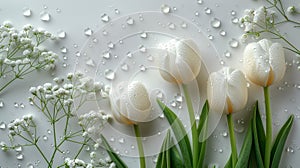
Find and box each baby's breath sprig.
[0,21,58,94]
[1,72,112,167]
[240,0,300,56]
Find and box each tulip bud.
[207,67,248,114]
[243,39,286,87]
[109,81,152,125]
[158,39,202,84]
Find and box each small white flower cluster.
[287,6,297,14]
[64,157,116,168]
[240,6,275,33]
[6,114,34,137]
[0,141,9,152]
[0,21,58,78]
[79,110,111,135]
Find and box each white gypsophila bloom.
[287,6,296,14]
[243,39,286,87]
[207,67,248,114]
[158,39,202,84]
[242,6,275,32]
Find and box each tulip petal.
[226,68,248,112]
[269,43,286,84]
[243,42,270,86]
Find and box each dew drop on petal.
[229,39,239,48]
[126,52,133,58]
[224,51,231,58]
[139,65,147,71]
[181,22,188,29]
[23,8,32,17]
[208,35,214,40]
[126,17,135,25]
[84,28,93,36]
[175,94,183,102]
[210,18,221,28]
[101,13,110,22]
[114,9,120,14]
[40,11,51,22]
[161,4,171,14]
[27,163,34,168]
[197,0,203,4]
[118,138,125,144]
[75,51,81,57]
[168,23,176,30]
[139,45,147,53]
[104,69,115,80]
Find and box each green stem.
[264,86,272,168]
[227,113,237,167]
[133,124,146,168]
[0,77,18,94]
[182,84,198,168]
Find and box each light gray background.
[0,0,299,167]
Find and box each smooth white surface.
[0,0,299,167]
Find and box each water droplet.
[107,42,114,49]
[181,22,188,28]
[121,63,129,71]
[126,52,133,58]
[110,137,115,142]
[168,23,176,30]
[40,11,51,22]
[197,0,203,4]
[175,94,183,102]
[219,30,226,36]
[220,60,225,65]
[118,138,125,144]
[131,145,135,149]
[27,163,34,168]
[126,17,135,25]
[210,18,221,28]
[195,11,200,16]
[161,4,171,14]
[204,7,212,14]
[219,149,223,153]
[140,32,148,39]
[170,101,177,107]
[43,135,48,141]
[229,39,239,48]
[47,129,52,134]
[57,30,66,39]
[103,52,111,59]
[14,102,19,108]
[159,114,165,119]
[208,35,214,40]
[139,65,147,71]
[114,9,120,14]
[224,51,231,58]
[15,146,22,152]
[221,131,228,137]
[0,101,4,108]
[104,69,115,80]
[75,51,81,57]
[231,17,239,24]
[147,55,154,61]
[16,153,24,160]
[286,146,294,153]
[60,47,68,54]
[84,28,93,36]
[234,119,245,133]
[156,90,164,100]
[0,122,6,130]
[139,45,147,53]
[101,13,110,22]
[23,8,32,17]
[86,59,95,67]
[56,8,61,13]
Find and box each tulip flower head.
[158,39,202,84]
[109,81,152,125]
[207,67,248,114]
[243,39,286,87]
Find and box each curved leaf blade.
[236,120,253,168]
[197,100,209,168]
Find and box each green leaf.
[156,130,171,168]
[224,154,232,168]
[170,138,184,168]
[252,102,265,168]
[236,120,253,168]
[197,100,209,168]
[270,115,294,168]
[157,99,193,168]
[100,134,128,168]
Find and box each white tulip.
[243,39,286,87]
[158,39,202,84]
[109,81,152,125]
[207,67,248,114]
